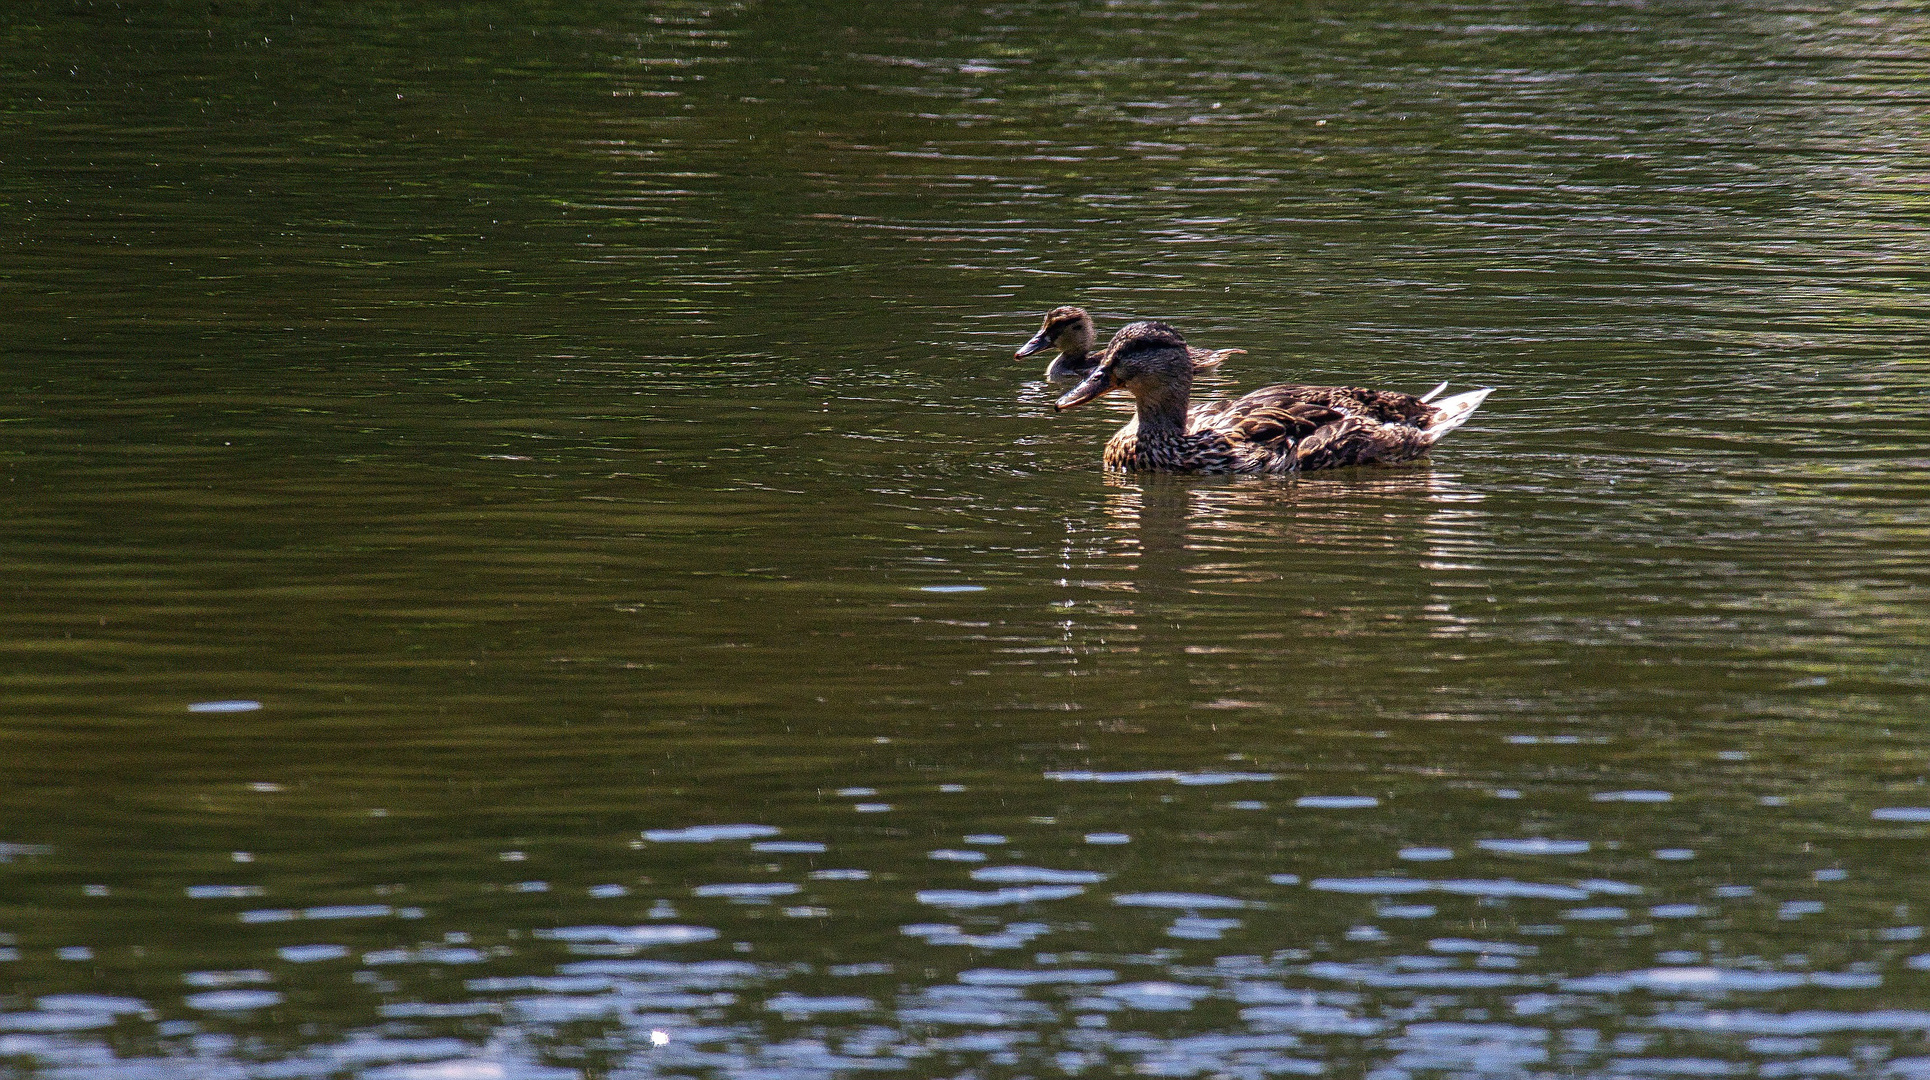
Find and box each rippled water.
[3,1,1929,1077]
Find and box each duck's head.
[1015,306,1096,361]
[1054,321,1193,412]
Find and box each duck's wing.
[1185,345,1245,372]
[1270,386,1493,469]
[1211,387,1347,451]
[1207,383,1456,470]
[1271,385,1435,424]
[1217,383,1430,424]
[1291,416,1435,470]
[1290,388,1495,469]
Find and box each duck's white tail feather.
[1421,387,1493,444]
[1419,380,1450,404]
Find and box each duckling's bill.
[1014,328,1056,358]
[1054,365,1115,411]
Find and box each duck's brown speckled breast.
[1103,427,1246,474]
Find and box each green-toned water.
[3,1,1929,1076]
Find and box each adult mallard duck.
[1054,321,1492,474]
[1015,305,1245,384]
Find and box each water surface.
[3,1,1929,1077]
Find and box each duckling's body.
[1016,306,1243,384]
[1054,321,1492,474]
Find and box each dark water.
[4,1,1930,1076]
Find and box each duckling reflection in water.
[1054,321,1492,474]
[1015,306,1244,384]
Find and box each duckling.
[1053,321,1492,474]
[1015,306,1244,384]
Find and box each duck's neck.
[1132,379,1192,441]
[1045,348,1092,382]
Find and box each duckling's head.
[1054,321,1193,412]
[1014,306,1097,361]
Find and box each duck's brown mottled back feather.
[1237,384,1434,424]
[1292,415,1433,471]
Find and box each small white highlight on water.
[189,700,262,713]
[650,1029,670,1046]
[1479,838,1589,856]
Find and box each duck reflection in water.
[1098,470,1487,588]
[1065,470,1491,690]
